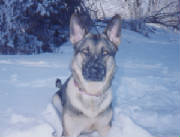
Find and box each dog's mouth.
[82,59,106,81]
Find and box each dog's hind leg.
[52,93,63,137]
[52,93,63,114]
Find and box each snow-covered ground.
[0,27,179,137]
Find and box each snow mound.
[0,28,179,137]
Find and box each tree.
[83,0,180,32]
[0,0,71,54]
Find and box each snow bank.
[0,28,179,137]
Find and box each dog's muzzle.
[82,58,106,81]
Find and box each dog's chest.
[67,78,112,117]
[78,92,107,110]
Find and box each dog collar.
[74,79,101,97]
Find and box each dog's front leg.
[62,124,80,137]
[62,112,85,137]
[97,125,111,137]
[62,125,81,137]
[62,130,79,137]
[96,109,112,137]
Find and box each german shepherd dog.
[52,13,121,137]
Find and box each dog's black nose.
[82,59,106,81]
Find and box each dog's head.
[70,14,121,95]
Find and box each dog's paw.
[52,130,57,137]
[52,131,63,137]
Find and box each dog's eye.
[102,50,109,56]
[81,48,89,56]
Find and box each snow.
[0,28,179,137]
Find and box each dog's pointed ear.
[70,14,87,45]
[105,15,121,47]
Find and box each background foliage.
[0,0,179,54]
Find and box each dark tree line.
[0,0,83,54]
[0,0,179,55]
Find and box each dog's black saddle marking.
[56,77,83,115]
[56,77,70,106]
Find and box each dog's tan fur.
[71,34,116,95]
[52,14,121,137]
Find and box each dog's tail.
[55,78,62,89]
